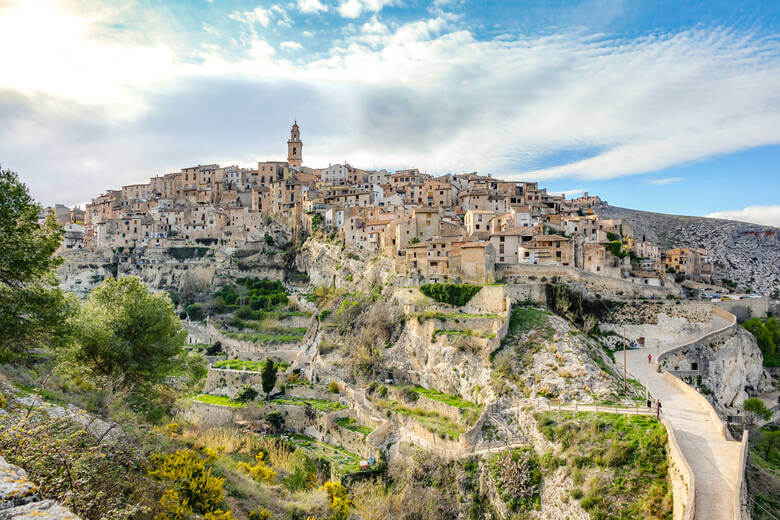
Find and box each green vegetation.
[413,310,502,321]
[746,425,780,519]
[373,397,465,439]
[224,329,306,344]
[282,434,361,474]
[193,394,247,408]
[432,328,496,340]
[273,396,347,413]
[335,417,374,435]
[212,359,290,372]
[0,169,74,363]
[743,398,772,426]
[405,385,481,412]
[487,447,542,513]
[64,275,189,420]
[261,358,278,398]
[536,412,672,520]
[216,277,288,312]
[743,317,780,366]
[419,283,482,306]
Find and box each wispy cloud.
[706,205,780,226]
[649,177,683,185]
[2,0,780,206]
[297,0,328,14]
[281,40,303,50]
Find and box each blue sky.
[1,0,779,225]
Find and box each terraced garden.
[278,434,361,474]
[212,359,291,371]
[335,417,374,436]
[372,397,465,439]
[273,396,347,413]
[193,394,247,408]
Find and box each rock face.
[598,205,780,296]
[662,327,765,410]
[0,456,79,519]
[296,239,397,291]
[698,328,765,410]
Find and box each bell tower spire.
[287,120,302,167]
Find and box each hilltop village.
[49,122,718,291]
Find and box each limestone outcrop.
[0,456,79,520]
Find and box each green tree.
[743,398,772,426]
[0,169,73,361]
[234,385,259,403]
[261,358,278,398]
[68,276,186,392]
[761,429,780,461]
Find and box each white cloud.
[202,22,219,36]
[281,40,303,50]
[3,0,780,200]
[706,205,780,227]
[229,6,272,27]
[297,0,328,14]
[302,30,314,37]
[361,17,388,34]
[337,0,397,19]
[649,177,683,185]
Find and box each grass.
[404,385,481,411]
[213,359,290,372]
[432,329,496,340]
[413,310,502,321]
[535,411,672,520]
[335,417,374,436]
[372,397,464,439]
[280,434,361,474]
[272,397,347,413]
[193,394,247,408]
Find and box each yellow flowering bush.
[320,481,352,520]
[238,451,277,484]
[248,509,273,520]
[149,449,225,518]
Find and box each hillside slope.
[598,205,779,296]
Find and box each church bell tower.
[287,120,302,167]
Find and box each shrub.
[328,381,340,393]
[234,386,259,403]
[419,283,482,307]
[206,341,223,355]
[248,509,273,520]
[149,449,226,517]
[238,452,277,484]
[320,481,352,520]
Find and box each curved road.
[622,348,742,519]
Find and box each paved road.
[622,349,742,520]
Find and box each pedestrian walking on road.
[657,400,662,420]
[648,353,652,364]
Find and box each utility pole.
[623,322,627,395]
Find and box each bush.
[328,381,340,393]
[238,452,277,484]
[234,386,259,403]
[149,449,226,518]
[419,283,482,307]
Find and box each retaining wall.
[657,306,738,370]
[662,371,727,439]
[498,264,681,299]
[714,297,769,321]
[734,430,750,520]
[663,419,695,520]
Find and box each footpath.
[622,347,743,520]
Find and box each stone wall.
[498,264,681,299]
[662,419,695,520]
[734,430,750,520]
[203,368,266,398]
[714,297,770,321]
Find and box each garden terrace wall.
[384,386,463,423]
[203,368,266,398]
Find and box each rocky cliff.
[598,205,780,296]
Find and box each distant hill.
[598,205,779,297]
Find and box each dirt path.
[622,348,742,519]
